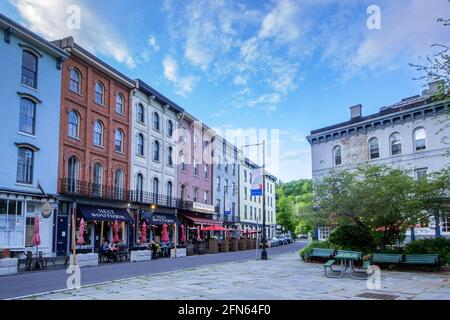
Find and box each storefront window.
[0,199,25,248]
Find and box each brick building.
[53,37,136,256]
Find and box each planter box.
[130,250,152,262]
[208,239,218,254]
[186,244,195,256]
[170,248,187,258]
[221,241,230,253]
[230,239,238,252]
[245,239,252,250]
[239,239,247,251]
[0,258,18,276]
[69,253,98,268]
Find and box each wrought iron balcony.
[59,178,128,201]
[129,190,179,208]
[224,215,240,224]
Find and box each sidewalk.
[25,249,450,300]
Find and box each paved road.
[1,241,307,300]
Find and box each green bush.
[328,225,375,253]
[405,238,450,266]
[299,240,333,261]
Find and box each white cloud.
[163,56,198,97]
[147,35,160,52]
[258,0,301,43]
[11,0,138,69]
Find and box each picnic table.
[324,250,369,280]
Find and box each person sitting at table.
[100,239,110,261]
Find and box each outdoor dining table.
[333,251,366,279]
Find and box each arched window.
[368,137,380,159]
[167,120,173,137]
[70,69,81,93]
[152,177,159,194]
[180,184,186,201]
[390,133,402,156]
[333,146,342,166]
[193,187,199,202]
[152,177,159,203]
[137,104,145,123]
[414,127,427,151]
[153,140,160,161]
[95,82,105,105]
[21,50,38,88]
[204,164,208,179]
[136,174,143,192]
[68,110,80,139]
[167,146,173,166]
[16,147,34,184]
[115,129,124,153]
[19,98,36,135]
[67,156,79,192]
[137,134,144,156]
[93,163,103,196]
[114,169,123,199]
[181,154,186,171]
[93,121,104,146]
[115,94,124,114]
[167,181,173,198]
[153,112,160,131]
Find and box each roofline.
[53,37,135,89]
[0,12,69,59]
[309,97,434,137]
[135,79,184,113]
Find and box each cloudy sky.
[1,0,449,181]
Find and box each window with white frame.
[390,133,402,156]
[414,127,427,151]
[368,137,380,159]
[333,146,342,166]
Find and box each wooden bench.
[308,248,335,261]
[371,253,403,265]
[404,254,439,270]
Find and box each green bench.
[336,250,363,260]
[308,248,335,261]
[404,254,440,270]
[371,253,403,265]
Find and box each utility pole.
[261,140,267,260]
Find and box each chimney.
[350,104,362,120]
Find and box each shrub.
[405,238,450,266]
[328,225,375,253]
[299,240,333,261]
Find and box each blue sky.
[2,0,449,181]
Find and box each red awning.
[183,214,222,226]
[201,225,227,231]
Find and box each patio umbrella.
[228,230,232,241]
[196,226,202,242]
[141,222,147,243]
[32,215,41,247]
[237,226,241,240]
[161,224,169,242]
[180,224,186,243]
[76,218,85,245]
[113,220,120,243]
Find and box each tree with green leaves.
[314,165,424,249]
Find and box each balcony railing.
[60,178,128,201]
[129,191,178,208]
[224,215,240,224]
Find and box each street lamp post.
[241,141,268,260]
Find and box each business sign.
[251,168,263,196]
[193,202,216,213]
[41,202,53,219]
[78,205,133,223]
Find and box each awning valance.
[77,205,132,223]
[183,214,222,226]
[142,212,180,225]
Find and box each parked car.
[269,237,280,247]
[298,234,308,240]
[277,235,287,245]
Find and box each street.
[1,242,307,300]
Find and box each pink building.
[176,113,220,235]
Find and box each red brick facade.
[57,50,133,192]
